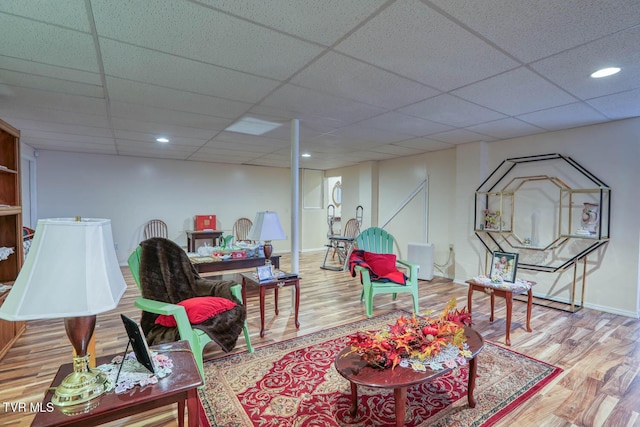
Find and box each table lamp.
[0,218,127,407]
[247,211,286,264]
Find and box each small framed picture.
[256,265,274,282]
[490,251,519,283]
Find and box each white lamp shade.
[0,218,127,320]
[247,211,286,242]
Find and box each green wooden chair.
[354,227,420,317]
[127,247,253,382]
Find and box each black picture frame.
[256,265,274,282]
[490,251,519,283]
[120,314,155,374]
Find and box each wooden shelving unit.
[0,118,25,360]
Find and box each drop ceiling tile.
[334,0,518,90]
[112,130,208,147]
[452,67,578,116]
[291,52,439,108]
[355,112,453,136]
[110,117,217,141]
[20,129,114,145]
[0,84,107,115]
[517,103,609,131]
[395,137,454,151]
[248,105,346,133]
[109,101,234,131]
[198,0,386,45]
[1,119,113,138]
[204,140,281,154]
[530,27,640,100]
[327,124,414,144]
[260,84,386,124]
[116,139,197,158]
[22,136,117,154]
[0,69,103,97]
[370,144,427,156]
[0,14,98,72]
[212,131,290,149]
[465,118,545,139]
[0,56,102,85]
[99,39,280,103]
[586,89,640,120]
[398,94,506,127]
[91,0,324,80]
[192,145,270,160]
[106,77,252,119]
[429,129,491,144]
[0,105,110,129]
[429,0,640,62]
[0,1,92,31]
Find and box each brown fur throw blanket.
[139,237,246,353]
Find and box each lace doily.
[472,275,533,295]
[96,351,173,394]
[398,343,471,372]
[0,247,14,261]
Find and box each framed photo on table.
[490,251,518,283]
[256,265,274,282]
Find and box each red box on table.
[195,215,216,231]
[231,250,246,259]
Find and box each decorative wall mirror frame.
[332,181,342,207]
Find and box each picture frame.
[490,251,519,283]
[256,265,274,282]
[120,314,155,374]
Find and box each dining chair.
[233,217,254,243]
[143,219,168,239]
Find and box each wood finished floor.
[1,251,639,426]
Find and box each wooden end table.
[335,327,484,427]
[31,340,202,427]
[186,230,223,252]
[240,272,300,338]
[466,279,534,346]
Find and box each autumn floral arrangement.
[347,298,473,372]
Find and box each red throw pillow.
[363,252,398,276]
[154,296,236,327]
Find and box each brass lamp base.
[51,355,108,407]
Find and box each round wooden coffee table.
[334,327,484,427]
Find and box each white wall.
[35,152,293,263]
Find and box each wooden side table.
[31,340,202,427]
[186,230,223,252]
[466,279,533,346]
[241,272,300,338]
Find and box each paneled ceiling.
[0,0,638,170]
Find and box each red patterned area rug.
[199,311,561,426]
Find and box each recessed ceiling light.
[590,67,621,78]
[224,116,283,136]
[301,153,311,158]
[156,137,170,143]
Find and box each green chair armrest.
[134,297,195,346]
[397,259,419,279]
[230,284,243,302]
[354,265,372,282]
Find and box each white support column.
[291,119,300,274]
